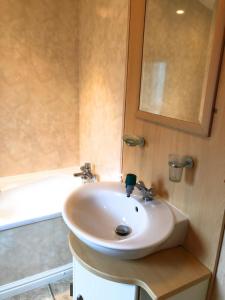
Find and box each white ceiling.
[198,0,216,10]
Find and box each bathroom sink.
[62,182,186,259]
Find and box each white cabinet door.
[73,259,138,300]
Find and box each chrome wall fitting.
[168,155,194,182]
[122,135,145,147]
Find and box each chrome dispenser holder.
[168,155,194,182]
[122,135,145,147]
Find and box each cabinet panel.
[140,288,153,300]
[73,259,138,300]
[167,280,208,300]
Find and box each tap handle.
[80,162,91,172]
[125,174,136,198]
[125,174,137,187]
[148,187,156,197]
[136,180,146,189]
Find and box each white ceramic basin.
[63,182,177,259]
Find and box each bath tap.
[125,174,155,201]
[74,163,96,183]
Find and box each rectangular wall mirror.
[131,0,225,136]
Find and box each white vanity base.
[73,259,138,300]
[73,258,209,300]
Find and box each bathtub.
[0,173,82,231]
[0,171,82,298]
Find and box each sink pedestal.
[70,233,210,300]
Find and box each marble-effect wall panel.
[0,0,79,176]
[78,0,129,180]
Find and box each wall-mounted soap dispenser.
[168,155,194,182]
[122,134,145,147]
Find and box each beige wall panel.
[0,0,79,176]
[123,1,225,274]
[78,0,129,180]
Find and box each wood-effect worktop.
[69,233,211,300]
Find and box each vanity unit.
[62,182,211,300]
[69,233,210,300]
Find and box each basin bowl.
[63,182,177,259]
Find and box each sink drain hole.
[115,225,131,236]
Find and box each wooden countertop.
[69,233,211,300]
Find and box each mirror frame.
[126,0,225,136]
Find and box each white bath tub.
[0,173,82,231]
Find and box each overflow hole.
[135,206,138,212]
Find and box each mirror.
[132,0,225,136]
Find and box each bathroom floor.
[9,277,71,300]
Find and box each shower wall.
[0,0,129,180]
[78,0,129,180]
[0,0,79,176]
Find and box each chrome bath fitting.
[73,162,97,183]
[122,134,145,147]
[168,155,194,183]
